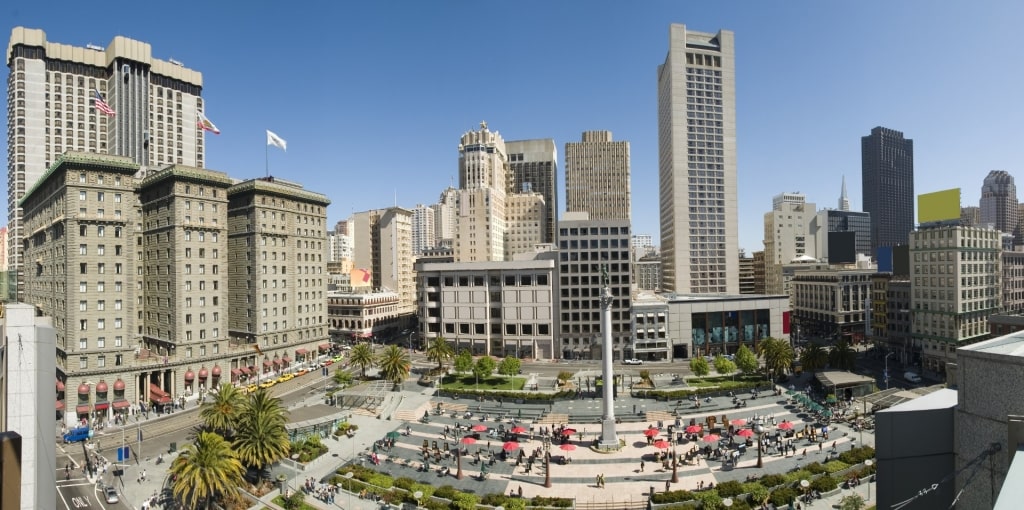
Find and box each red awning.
[272,359,282,366]
[240,366,251,375]
[262,360,272,367]
[295,348,309,355]
[318,343,331,351]
[94,402,110,411]
[184,370,195,381]
[212,366,222,377]
[231,368,242,376]
[198,368,209,379]
[75,404,91,414]
[149,383,172,405]
[112,400,131,410]
[56,400,65,411]
[282,355,291,363]
[57,379,65,391]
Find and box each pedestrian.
[596,474,601,488]
[665,480,671,492]
[818,442,823,453]
[640,460,645,472]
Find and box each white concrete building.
[351,207,416,316]
[763,192,816,294]
[411,204,436,256]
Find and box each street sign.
[117,445,130,462]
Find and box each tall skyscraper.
[410,204,436,255]
[7,27,207,301]
[454,122,508,262]
[979,170,1019,237]
[838,175,851,211]
[506,139,557,243]
[432,187,458,248]
[862,127,914,256]
[565,131,631,220]
[657,24,738,294]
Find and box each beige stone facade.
[504,191,546,260]
[763,192,815,295]
[565,130,630,221]
[327,289,401,342]
[351,207,415,316]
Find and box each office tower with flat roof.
[980,170,1019,238]
[506,139,557,244]
[657,24,738,294]
[763,192,815,294]
[432,186,458,248]
[351,207,416,315]
[565,131,630,221]
[410,204,436,256]
[6,27,207,301]
[505,191,547,260]
[862,127,914,256]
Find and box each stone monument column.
[598,269,619,448]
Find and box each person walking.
[640,460,645,472]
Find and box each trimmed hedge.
[810,474,838,493]
[651,490,698,504]
[714,480,744,498]
[769,486,798,507]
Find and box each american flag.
[93,89,116,116]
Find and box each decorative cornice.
[20,151,138,207]
[228,179,330,206]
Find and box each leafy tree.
[757,337,795,379]
[233,389,290,478]
[497,356,521,377]
[377,344,411,388]
[473,355,497,382]
[734,344,759,375]
[713,355,737,377]
[689,356,710,379]
[169,431,244,510]
[280,490,307,510]
[424,336,455,370]
[348,342,375,379]
[199,382,245,437]
[800,343,829,373]
[828,340,857,371]
[454,349,474,374]
[332,368,353,388]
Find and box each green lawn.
[687,375,765,388]
[440,374,526,390]
[272,495,318,510]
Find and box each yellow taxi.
[276,373,295,384]
[259,380,276,389]
[245,384,258,394]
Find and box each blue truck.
[62,426,93,443]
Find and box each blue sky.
[4,1,1024,251]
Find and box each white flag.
[266,130,287,151]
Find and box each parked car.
[623,358,644,365]
[904,371,922,383]
[259,380,276,389]
[276,373,295,384]
[104,485,119,504]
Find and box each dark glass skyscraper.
[861,127,914,256]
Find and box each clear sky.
[4,1,1024,252]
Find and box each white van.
[904,371,922,383]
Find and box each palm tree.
[199,382,246,437]
[378,344,412,388]
[828,340,857,371]
[800,343,829,374]
[233,389,290,478]
[757,337,795,380]
[332,369,353,388]
[348,342,375,379]
[169,431,244,510]
[424,336,455,371]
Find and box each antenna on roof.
[86,44,104,51]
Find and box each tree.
[838,493,866,510]
[800,343,829,373]
[757,337,795,379]
[332,369,353,388]
[377,344,412,388]
[280,490,307,510]
[713,355,737,377]
[233,389,290,478]
[689,356,710,379]
[169,431,244,510]
[424,336,455,371]
[829,340,857,371]
[497,356,522,377]
[473,356,497,382]
[454,349,473,374]
[199,382,245,437]
[348,342,375,379]
[734,344,759,375]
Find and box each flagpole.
[265,142,269,178]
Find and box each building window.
[79,356,88,369]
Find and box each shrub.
[744,483,769,506]
[557,371,574,382]
[422,500,449,510]
[838,446,875,465]
[409,483,434,501]
[530,496,574,508]
[784,469,813,484]
[810,474,838,493]
[393,477,416,490]
[804,461,827,474]
[651,490,698,504]
[824,460,851,473]
[757,474,786,489]
[769,486,798,507]
[433,485,457,501]
[503,498,527,510]
[715,480,744,498]
[692,490,722,509]
[481,494,510,507]
[451,493,479,510]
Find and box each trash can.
[169,442,176,453]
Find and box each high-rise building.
[565,131,630,220]
[811,209,872,263]
[979,170,1019,238]
[657,24,738,294]
[738,251,756,294]
[752,250,766,295]
[7,27,207,301]
[351,207,416,316]
[556,212,632,360]
[504,192,547,260]
[634,255,662,292]
[506,139,557,244]
[910,224,1000,376]
[763,193,815,294]
[838,175,851,212]
[862,127,914,256]
[961,206,981,227]
[454,122,508,262]
[432,187,458,248]
[410,204,436,256]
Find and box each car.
[259,380,276,389]
[63,426,93,443]
[296,369,309,377]
[103,485,119,504]
[324,359,334,366]
[277,373,295,383]
[623,358,644,365]
[904,371,922,383]
[332,355,344,362]
[245,384,258,394]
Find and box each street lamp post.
[671,449,678,483]
[344,471,354,510]
[865,459,874,500]
[755,423,765,468]
[884,352,895,390]
[408,332,415,353]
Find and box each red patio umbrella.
[460,436,477,445]
[653,440,672,449]
[777,421,794,431]
[702,434,721,442]
[559,443,577,451]
[685,425,703,434]
[510,426,527,434]
[730,419,747,427]
[735,428,754,438]
[471,424,488,432]
[561,428,577,436]
[502,441,520,452]
[643,428,661,437]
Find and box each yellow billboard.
[917,188,961,224]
